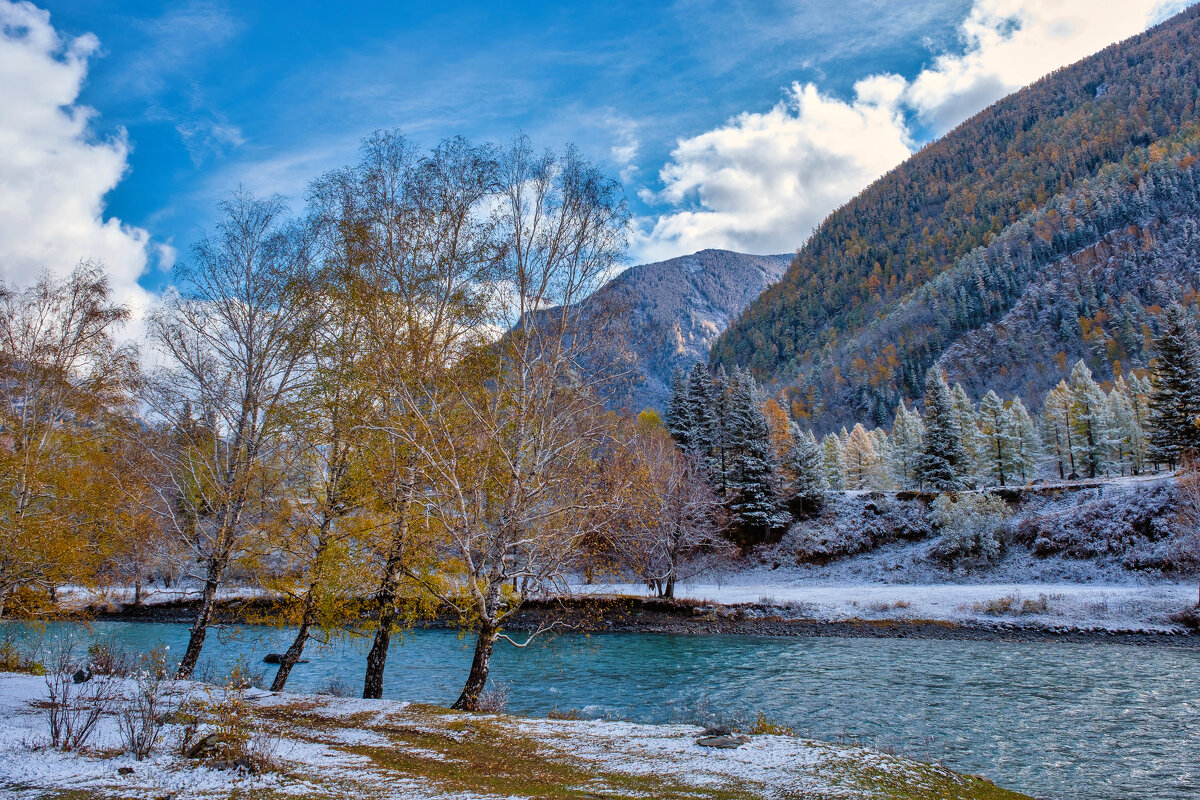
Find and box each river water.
[4,621,1197,800]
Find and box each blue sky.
[35,0,972,290]
[0,0,1192,306]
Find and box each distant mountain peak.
[587,249,790,410]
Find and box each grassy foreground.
[0,671,1032,800]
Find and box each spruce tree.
[665,366,690,446]
[1149,303,1200,467]
[724,369,779,544]
[682,363,717,461]
[709,364,731,494]
[917,369,970,491]
[786,424,826,511]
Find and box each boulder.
[263,653,308,664]
[72,669,91,684]
[186,733,226,760]
[208,756,256,773]
[696,734,751,749]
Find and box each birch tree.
[147,192,319,679]
[0,264,138,618]
[389,137,628,711]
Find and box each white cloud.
[0,0,158,316]
[637,75,912,259]
[638,0,1193,260]
[907,0,1191,134]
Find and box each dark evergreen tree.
[917,369,970,490]
[786,423,826,513]
[724,368,780,544]
[709,364,731,496]
[665,366,689,446]
[681,363,717,459]
[1149,303,1200,466]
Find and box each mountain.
[712,4,1200,432]
[586,249,789,411]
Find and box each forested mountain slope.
[711,4,1200,432]
[586,249,788,410]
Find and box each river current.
[4,621,1197,800]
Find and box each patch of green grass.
[813,753,1034,800]
[342,714,748,800]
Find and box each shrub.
[747,712,795,736]
[117,645,177,760]
[929,493,1010,568]
[177,678,277,771]
[44,640,117,751]
[1012,483,1179,567]
[87,641,134,677]
[0,637,45,675]
[475,682,510,714]
[790,494,932,562]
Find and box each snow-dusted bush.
[789,493,932,562]
[117,645,176,760]
[43,641,118,751]
[1011,482,1180,568]
[928,493,1010,568]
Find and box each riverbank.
[0,670,1030,800]
[79,589,1200,648]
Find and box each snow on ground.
[570,579,1196,631]
[0,671,1022,800]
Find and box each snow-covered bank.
[0,671,1028,800]
[571,580,1197,632]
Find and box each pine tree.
[1041,380,1075,479]
[821,433,845,490]
[978,390,1009,487]
[785,424,826,511]
[843,423,880,490]
[1149,303,1200,467]
[1005,397,1040,484]
[723,369,779,544]
[870,427,891,489]
[1129,372,1157,470]
[888,402,924,490]
[917,369,970,491]
[1067,360,1116,479]
[951,383,981,483]
[1108,376,1147,475]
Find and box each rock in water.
[263,653,308,664]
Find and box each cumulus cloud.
[0,0,157,314]
[636,75,911,260]
[639,0,1191,260]
[908,0,1191,134]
